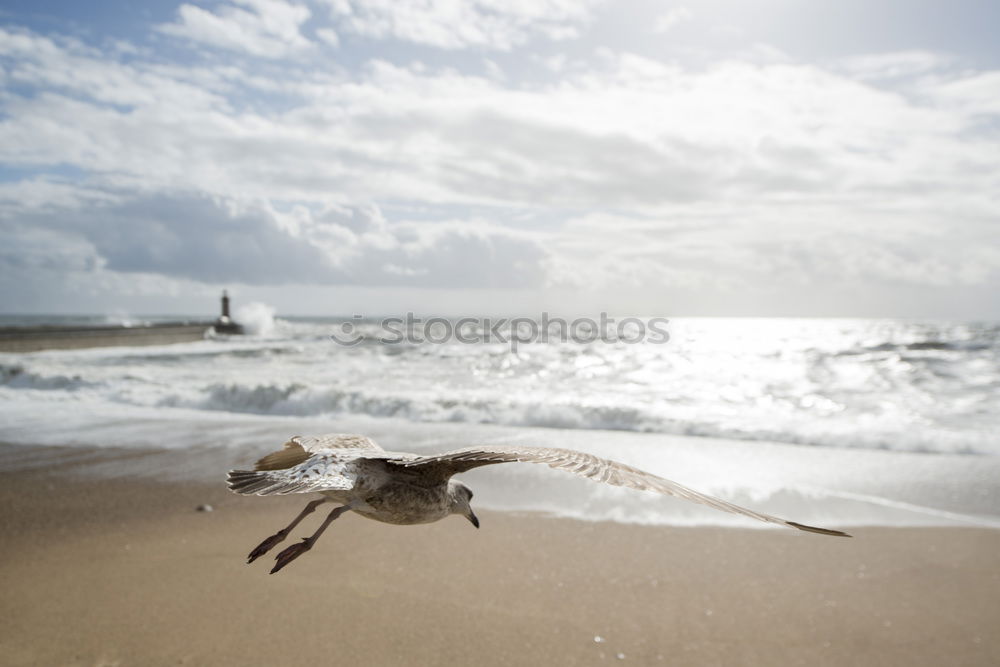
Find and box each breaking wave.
[2,317,999,455]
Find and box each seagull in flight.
[228,434,850,573]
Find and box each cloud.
[157,0,313,58]
[0,190,548,288]
[926,70,1000,116]
[320,0,601,50]
[2,15,1000,314]
[838,50,953,80]
[315,27,340,47]
[651,7,692,34]
[5,30,994,214]
[546,200,1000,299]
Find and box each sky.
[1,0,999,318]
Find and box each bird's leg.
[247,498,329,564]
[270,503,352,574]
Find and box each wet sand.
[0,451,998,666]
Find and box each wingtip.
[788,521,852,537]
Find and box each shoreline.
[1,448,998,665]
[2,426,997,530]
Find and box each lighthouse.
[214,290,243,334]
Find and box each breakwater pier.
[0,322,215,353]
[0,292,242,353]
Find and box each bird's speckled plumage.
[228,433,850,536]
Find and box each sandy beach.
[5,0,1000,663]
[0,446,997,667]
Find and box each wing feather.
[236,448,378,496]
[294,433,384,453]
[394,445,850,537]
[254,433,383,472]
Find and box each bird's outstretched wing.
[393,445,850,537]
[253,433,383,471]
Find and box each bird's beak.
[466,509,480,529]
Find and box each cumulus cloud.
[0,190,548,289]
[5,28,994,213]
[1,8,1000,314]
[549,202,1000,296]
[838,50,953,80]
[158,0,313,58]
[652,7,693,34]
[926,70,1000,116]
[320,0,601,50]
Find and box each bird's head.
[448,480,479,529]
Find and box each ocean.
[2,308,998,529]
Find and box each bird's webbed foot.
[270,537,315,574]
[246,497,329,565]
[246,530,288,564]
